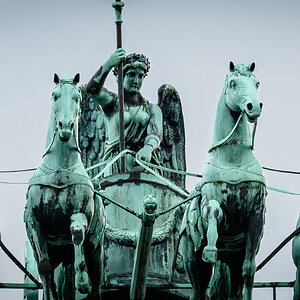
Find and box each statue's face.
[123,68,145,94]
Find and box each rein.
[42,81,82,158]
[42,127,57,158]
[208,113,243,152]
[208,112,258,153]
[42,125,81,158]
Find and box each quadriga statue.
[24,74,106,300]
[181,62,266,300]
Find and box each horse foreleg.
[85,193,105,300]
[243,209,265,300]
[202,200,223,263]
[25,215,56,300]
[182,233,212,300]
[70,213,91,295]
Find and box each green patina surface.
[24,74,105,300]
[181,62,266,300]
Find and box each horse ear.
[73,73,80,84]
[248,62,255,72]
[229,61,235,71]
[54,73,60,84]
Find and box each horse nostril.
[260,103,263,109]
[59,121,63,129]
[247,103,253,111]
[70,122,74,130]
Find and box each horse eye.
[256,82,260,89]
[229,80,237,89]
[52,94,58,101]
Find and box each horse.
[293,214,300,300]
[181,62,266,300]
[24,74,105,300]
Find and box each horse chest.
[29,185,93,233]
[201,182,266,234]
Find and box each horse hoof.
[202,246,217,263]
[75,271,91,295]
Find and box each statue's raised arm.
[86,48,125,109]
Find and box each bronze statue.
[86,49,163,175]
[181,62,266,300]
[24,74,105,300]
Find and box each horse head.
[52,73,81,141]
[223,62,262,123]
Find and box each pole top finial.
[112,1,124,9]
[112,1,124,24]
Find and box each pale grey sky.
[0,0,299,299]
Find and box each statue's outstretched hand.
[107,48,126,68]
[137,145,152,162]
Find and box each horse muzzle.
[57,120,75,141]
[59,130,72,142]
[244,101,263,123]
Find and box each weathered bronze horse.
[181,62,266,300]
[24,74,105,299]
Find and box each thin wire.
[256,226,300,272]
[0,168,36,173]
[1,164,300,176]
[0,181,28,185]
[263,166,300,175]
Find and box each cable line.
[0,168,36,174]
[262,166,300,175]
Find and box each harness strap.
[42,127,58,158]
[208,112,258,152]
[251,119,257,150]
[208,113,243,152]
[42,126,81,159]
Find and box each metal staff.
[112,0,125,172]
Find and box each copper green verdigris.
[78,48,188,299]
[86,49,163,176]
[24,74,105,300]
[82,48,186,187]
[181,62,266,300]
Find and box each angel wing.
[78,85,107,178]
[157,84,186,189]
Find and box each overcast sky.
[0,0,299,299]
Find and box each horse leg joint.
[70,213,91,295]
[38,258,52,275]
[202,200,223,263]
[71,228,84,245]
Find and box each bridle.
[42,82,82,158]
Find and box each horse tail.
[209,260,231,300]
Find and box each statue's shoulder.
[149,102,162,115]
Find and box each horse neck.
[209,94,254,165]
[42,112,82,170]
